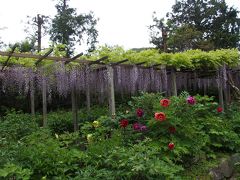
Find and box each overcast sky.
[0,0,239,52]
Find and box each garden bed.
[1,92,240,179]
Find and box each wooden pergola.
[0,49,156,130]
[0,48,234,130]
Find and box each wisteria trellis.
[0,63,235,101]
[0,62,236,127]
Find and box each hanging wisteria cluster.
[113,66,168,95]
[0,63,238,102]
[1,66,35,95]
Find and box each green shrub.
[83,131,183,179]
[47,111,73,134]
[78,106,109,122]
[46,106,109,134]
[0,110,38,140]
[0,163,32,180]
[1,92,240,179]
[123,92,240,165]
[17,129,85,179]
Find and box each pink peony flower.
[140,125,147,131]
[187,96,196,105]
[133,123,141,130]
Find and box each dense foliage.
[1,92,240,179]
[150,0,240,52]
[50,0,98,56]
[88,46,240,69]
[0,46,239,69]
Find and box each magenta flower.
[217,107,223,113]
[133,123,147,131]
[133,123,141,130]
[187,96,196,105]
[140,125,147,131]
[136,108,144,117]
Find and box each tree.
[50,0,98,57]
[8,40,35,53]
[24,14,50,52]
[150,0,240,52]
[166,24,214,52]
[149,14,168,52]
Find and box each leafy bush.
[0,110,38,140]
[0,138,23,167]
[123,92,240,165]
[82,131,183,179]
[0,163,32,180]
[1,92,240,179]
[46,106,109,134]
[47,111,73,134]
[80,115,116,142]
[78,106,109,122]
[17,129,85,179]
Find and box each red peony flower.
[154,112,166,121]
[217,107,223,113]
[160,99,171,107]
[168,142,175,150]
[136,108,144,117]
[120,119,129,128]
[168,126,176,134]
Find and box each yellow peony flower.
[92,120,100,128]
[87,134,93,143]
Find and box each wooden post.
[217,69,224,111]
[222,64,230,107]
[71,85,78,131]
[227,83,231,105]
[85,65,91,112]
[42,77,47,127]
[171,68,177,96]
[193,72,197,92]
[30,79,35,116]
[150,67,154,92]
[107,65,116,119]
[203,79,207,96]
[160,65,168,96]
